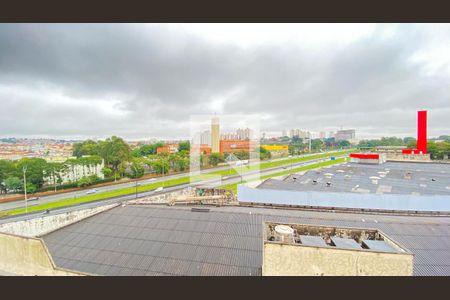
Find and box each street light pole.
[241,163,243,183]
[135,180,138,199]
[22,165,28,213]
[309,133,312,153]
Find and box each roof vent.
[370,176,380,184]
[274,225,294,243]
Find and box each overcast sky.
[0,23,449,141]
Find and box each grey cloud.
[0,24,449,140]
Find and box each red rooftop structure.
[402,110,427,155]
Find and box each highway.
[0,150,348,212]
[0,154,348,224]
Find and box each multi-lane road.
[0,151,348,220]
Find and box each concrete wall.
[386,153,431,162]
[0,232,87,276]
[129,187,195,205]
[262,242,413,276]
[0,203,118,237]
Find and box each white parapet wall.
[0,203,119,237]
[0,232,88,276]
[263,242,413,276]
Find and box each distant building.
[220,140,256,154]
[44,156,105,185]
[319,131,326,139]
[191,144,212,155]
[200,130,211,146]
[335,129,355,141]
[211,117,220,153]
[289,129,309,139]
[156,144,178,154]
[236,128,252,140]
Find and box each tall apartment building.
[200,130,211,146]
[211,117,220,153]
[335,129,356,141]
[289,129,310,139]
[236,128,252,140]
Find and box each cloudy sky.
[0,23,449,140]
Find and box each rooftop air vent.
[274,225,294,243]
[370,176,381,184]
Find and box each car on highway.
[154,187,164,193]
[28,197,39,201]
[86,189,98,195]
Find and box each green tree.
[209,153,223,166]
[438,135,450,142]
[288,140,305,155]
[406,140,417,149]
[178,141,190,152]
[77,177,91,187]
[403,137,416,145]
[258,147,272,160]
[129,159,145,178]
[337,140,351,148]
[138,142,164,156]
[45,162,65,192]
[15,158,48,190]
[0,160,15,193]
[101,167,113,178]
[311,139,324,151]
[4,176,22,193]
[99,136,131,181]
[73,140,100,157]
[26,182,37,194]
[152,159,170,174]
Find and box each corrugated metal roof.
[42,205,450,276]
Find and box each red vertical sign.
[417,110,427,154]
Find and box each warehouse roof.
[42,204,450,276]
[259,161,450,196]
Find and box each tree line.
[287,136,351,155]
[0,155,105,194]
[357,135,450,160]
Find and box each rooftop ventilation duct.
[370,176,381,184]
[274,225,294,243]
